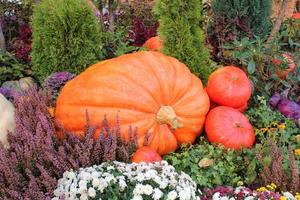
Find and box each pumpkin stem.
[156,106,183,130]
[235,122,242,128]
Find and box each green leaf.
[247,60,256,74]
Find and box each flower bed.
[0,0,299,199]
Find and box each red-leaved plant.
[12,24,32,63]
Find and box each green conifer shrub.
[154,0,212,83]
[208,0,272,60]
[31,0,102,82]
[211,0,272,38]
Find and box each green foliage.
[154,0,212,83]
[0,52,31,85]
[101,29,141,59]
[246,96,299,149]
[211,0,272,39]
[31,0,102,82]
[164,139,257,189]
[278,18,300,51]
[224,36,300,98]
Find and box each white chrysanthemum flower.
[70,183,78,194]
[91,171,100,178]
[92,178,100,188]
[107,165,115,171]
[160,180,168,189]
[136,173,145,182]
[88,188,96,198]
[179,189,192,200]
[143,184,153,195]
[80,193,88,200]
[133,184,144,195]
[212,192,221,200]
[220,197,229,200]
[153,188,163,200]
[283,192,296,200]
[167,190,178,200]
[53,189,60,197]
[78,180,87,190]
[119,178,127,192]
[244,196,255,200]
[131,195,143,200]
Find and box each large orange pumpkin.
[55,51,210,155]
[205,106,255,150]
[143,36,163,51]
[131,146,162,163]
[206,66,252,108]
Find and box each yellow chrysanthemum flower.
[295,149,300,156]
[296,135,300,142]
[280,196,287,200]
[237,181,244,186]
[278,124,286,129]
[257,187,267,192]
[270,183,277,189]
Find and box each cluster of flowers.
[1,0,21,4]
[200,185,300,200]
[53,161,200,200]
[44,72,75,101]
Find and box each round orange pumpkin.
[143,36,163,51]
[206,66,252,108]
[55,51,210,155]
[273,53,296,80]
[205,106,255,150]
[131,146,162,163]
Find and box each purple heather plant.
[44,72,75,89]
[0,87,17,101]
[0,88,138,200]
[44,72,76,102]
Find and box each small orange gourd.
[131,146,162,163]
[143,36,163,51]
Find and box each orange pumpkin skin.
[209,100,247,112]
[292,12,300,20]
[273,53,296,80]
[55,51,210,155]
[131,146,162,163]
[236,102,248,113]
[205,106,255,150]
[206,66,252,108]
[143,36,163,51]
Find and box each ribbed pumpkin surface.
[55,51,209,155]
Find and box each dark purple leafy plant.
[0,88,138,200]
[269,93,300,125]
